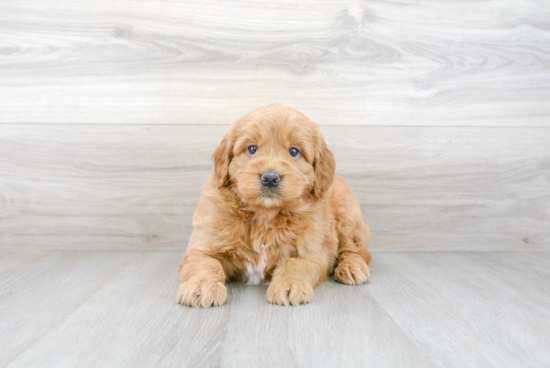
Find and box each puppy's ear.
[312,138,336,199]
[212,133,233,188]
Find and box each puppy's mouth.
[257,186,286,208]
[260,187,282,199]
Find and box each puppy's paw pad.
[266,279,314,306]
[335,260,370,285]
[177,280,227,308]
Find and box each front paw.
[266,278,314,306]
[334,258,370,285]
[176,279,227,308]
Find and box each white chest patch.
[245,243,268,285]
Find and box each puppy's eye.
[247,145,258,155]
[289,147,300,158]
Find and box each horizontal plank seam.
[1,247,548,253]
[1,123,550,129]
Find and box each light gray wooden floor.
[1,250,549,368]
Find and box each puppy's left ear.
[212,133,234,188]
[312,138,336,199]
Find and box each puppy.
[177,104,371,307]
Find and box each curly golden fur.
[177,104,371,307]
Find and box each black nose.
[260,171,281,188]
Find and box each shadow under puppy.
[177,104,371,307]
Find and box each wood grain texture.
[0,250,146,366]
[1,124,549,251]
[0,250,232,368]
[220,279,437,368]
[1,0,549,126]
[370,252,550,367]
[1,250,549,367]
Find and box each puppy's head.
[212,104,335,209]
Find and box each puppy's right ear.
[212,133,233,188]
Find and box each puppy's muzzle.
[260,170,281,188]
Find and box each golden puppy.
[177,104,371,307]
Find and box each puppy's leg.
[266,258,326,306]
[177,251,227,308]
[334,223,372,286]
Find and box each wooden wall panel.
[1,0,548,251]
[1,0,549,126]
[1,124,548,251]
